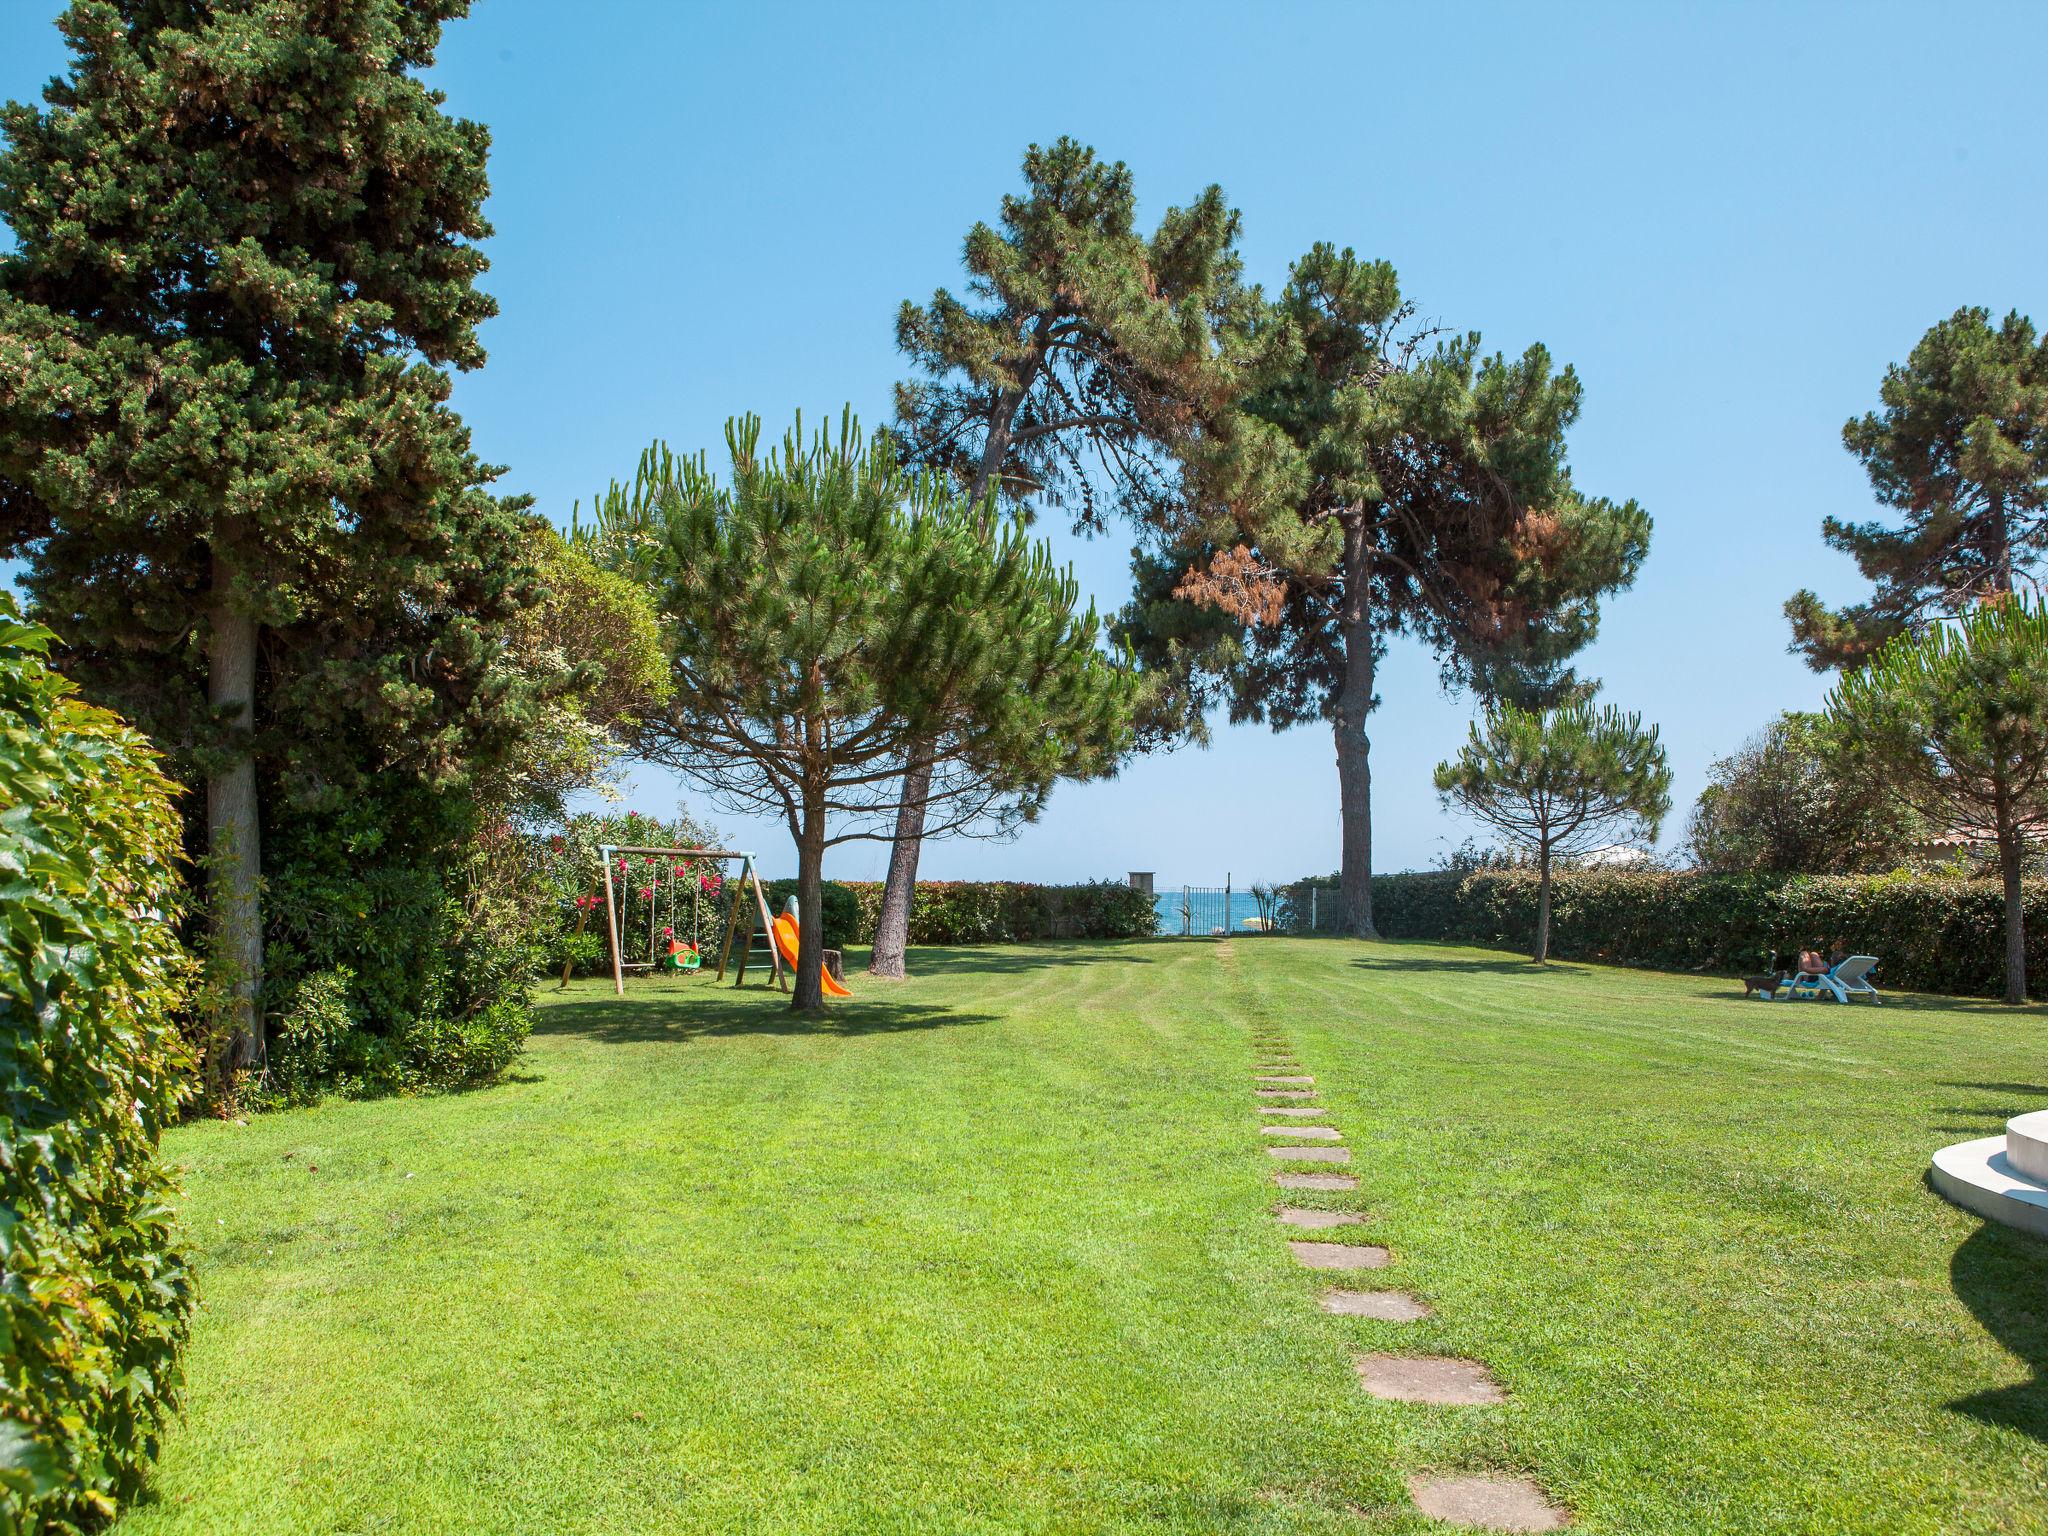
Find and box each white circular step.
[1931,1128,2048,1240]
[2007,1109,2048,1184]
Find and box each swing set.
[575,844,787,995]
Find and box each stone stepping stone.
[1321,1288,1431,1320]
[1275,1172,1359,1191]
[1275,1207,1363,1229]
[1407,1474,1568,1531]
[1260,1106,1328,1117]
[1288,1239,1390,1269]
[1269,1145,1350,1162]
[1261,1124,1343,1140]
[1257,1089,1318,1101]
[1354,1353,1504,1405]
[1255,1074,1314,1084]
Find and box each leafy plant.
[0,597,194,1531]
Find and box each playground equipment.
[595,845,784,995]
[770,907,852,997]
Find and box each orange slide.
[771,912,852,996]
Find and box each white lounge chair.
[1788,954,1881,1003]
[1832,954,1881,1003]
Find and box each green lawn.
[117,940,2047,1534]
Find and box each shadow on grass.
[900,943,1148,979]
[1940,1080,2048,1099]
[535,987,996,1045]
[1947,1219,2048,1445]
[1350,951,1582,977]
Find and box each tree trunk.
[1334,516,1379,939]
[870,389,1026,979]
[207,551,264,1069]
[792,798,828,1012]
[1533,841,1553,964]
[1997,824,2027,1006]
[868,748,931,980]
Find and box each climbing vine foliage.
[0,597,194,1534]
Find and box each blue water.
[1149,887,1281,936]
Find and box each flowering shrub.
[534,809,733,976]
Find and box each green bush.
[263,968,356,1109]
[1284,866,2048,999]
[262,797,542,1099]
[839,880,1158,945]
[0,601,194,1531]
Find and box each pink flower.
[638,886,652,900]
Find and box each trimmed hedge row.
[1323,867,2048,998]
[1,602,194,1530]
[839,880,1158,945]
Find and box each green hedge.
[839,880,1158,945]
[1,601,194,1530]
[1296,867,2048,998]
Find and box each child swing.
[595,844,784,995]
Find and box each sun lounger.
[1785,954,1881,1003]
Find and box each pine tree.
[1787,307,2048,668]
[1433,701,1671,963]
[0,0,539,1070]
[584,413,1136,1011]
[870,138,1244,979]
[1829,601,2048,1005]
[1121,244,1650,937]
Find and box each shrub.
[839,880,1157,945]
[0,600,194,1531]
[261,795,542,1099]
[1282,866,2048,999]
[263,968,357,1109]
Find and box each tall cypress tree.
[0,0,538,1067]
[870,137,1243,979]
[1787,307,2048,669]
[1120,244,1650,936]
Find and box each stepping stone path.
[1287,1240,1391,1270]
[1275,1172,1358,1190]
[1408,1476,1569,1532]
[1249,1030,1562,1529]
[1354,1353,1504,1405]
[1275,1207,1363,1229]
[1321,1288,1431,1320]
[1260,1124,1343,1140]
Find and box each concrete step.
[2008,1109,2048,1183]
[1931,1117,2048,1240]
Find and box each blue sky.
[5,1,2045,886]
